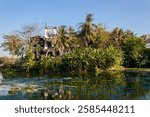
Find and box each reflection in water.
[0,72,3,82]
[0,71,150,100]
[0,85,10,96]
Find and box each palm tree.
[95,24,110,48]
[1,34,22,57]
[124,30,135,38]
[55,26,70,56]
[78,14,97,47]
[110,27,125,47]
[67,26,79,51]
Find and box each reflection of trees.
[2,71,150,100]
[123,71,149,99]
[35,71,127,100]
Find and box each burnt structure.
[30,26,58,60]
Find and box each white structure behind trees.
[141,34,150,48]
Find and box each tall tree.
[17,23,42,58]
[1,34,22,57]
[78,14,97,47]
[67,26,79,51]
[124,29,135,38]
[95,24,110,48]
[17,24,41,50]
[55,25,70,56]
[110,27,125,47]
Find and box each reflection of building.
[141,34,150,48]
[31,26,58,59]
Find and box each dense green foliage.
[61,46,123,72]
[22,48,35,73]
[37,56,62,73]
[1,13,149,74]
[122,37,146,67]
[1,34,22,56]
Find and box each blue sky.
[0,0,150,56]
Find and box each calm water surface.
[0,71,150,100]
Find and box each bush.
[122,37,145,67]
[61,46,123,72]
[35,56,62,74]
[98,45,123,70]
[22,49,35,73]
[51,57,62,72]
[37,55,52,74]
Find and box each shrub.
[61,46,123,72]
[38,55,52,74]
[122,37,145,67]
[22,49,35,73]
[98,45,123,70]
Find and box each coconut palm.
[110,27,125,47]
[124,30,135,38]
[95,24,110,48]
[1,34,22,57]
[78,14,97,47]
[55,25,70,56]
[67,26,79,51]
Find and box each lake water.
[0,71,150,100]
